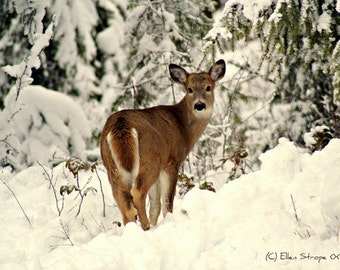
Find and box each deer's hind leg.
[108,170,137,225]
[160,165,180,217]
[131,170,161,230]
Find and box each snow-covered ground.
[1,138,340,270]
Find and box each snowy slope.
[1,138,340,269]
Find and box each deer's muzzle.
[194,101,206,111]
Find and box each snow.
[303,125,330,149]
[1,1,340,269]
[2,19,55,92]
[48,0,100,99]
[317,12,332,33]
[220,0,274,24]
[3,85,91,167]
[72,0,98,62]
[1,138,340,269]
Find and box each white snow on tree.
[1,0,338,181]
[201,0,340,165]
[117,0,216,109]
[49,0,99,98]
[2,0,55,99]
[3,85,91,168]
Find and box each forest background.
[0,0,339,185]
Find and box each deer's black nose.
[194,101,206,111]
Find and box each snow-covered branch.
[2,17,55,100]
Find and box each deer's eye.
[188,88,193,94]
[206,86,211,92]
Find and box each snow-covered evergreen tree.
[203,0,340,161]
[1,0,54,106]
[4,85,91,168]
[41,0,128,137]
[45,0,99,97]
[1,0,129,167]
[1,0,221,173]
[116,0,217,109]
[1,0,56,168]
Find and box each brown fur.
[108,116,136,172]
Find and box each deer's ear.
[209,60,226,81]
[169,64,188,85]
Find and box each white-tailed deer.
[100,60,225,230]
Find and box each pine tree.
[203,0,340,155]
[116,0,217,109]
[0,0,56,168]
[1,0,54,107]
[0,0,219,171]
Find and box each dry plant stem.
[0,178,32,227]
[73,174,93,217]
[75,175,84,217]
[290,194,299,222]
[38,161,64,216]
[59,220,74,246]
[94,167,106,217]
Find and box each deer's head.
[169,60,225,119]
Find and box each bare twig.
[74,174,84,217]
[38,161,64,215]
[59,220,74,246]
[291,194,314,239]
[94,166,106,217]
[0,178,32,227]
[90,213,107,233]
[50,220,74,248]
[290,194,299,222]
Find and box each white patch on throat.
[193,106,213,119]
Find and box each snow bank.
[1,138,340,269]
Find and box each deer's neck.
[175,98,211,150]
